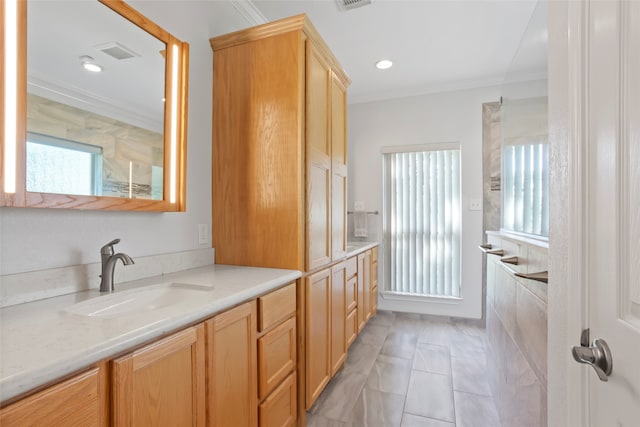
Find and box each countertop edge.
[346,241,379,258]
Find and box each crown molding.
[230,0,268,26]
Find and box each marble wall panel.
[26,94,163,199]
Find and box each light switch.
[198,224,209,244]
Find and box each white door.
[576,1,640,424]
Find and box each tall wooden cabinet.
[210,14,350,272]
[211,14,351,420]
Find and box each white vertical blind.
[502,141,549,236]
[383,146,461,298]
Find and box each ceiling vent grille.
[336,0,372,11]
[94,42,140,60]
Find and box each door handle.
[571,329,613,382]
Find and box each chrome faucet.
[99,239,134,293]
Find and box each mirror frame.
[1,0,189,211]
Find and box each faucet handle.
[100,238,121,255]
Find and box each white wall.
[347,81,546,319]
[0,2,251,276]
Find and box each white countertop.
[346,241,379,258]
[0,264,301,403]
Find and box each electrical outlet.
[354,201,365,211]
[198,224,209,244]
[469,199,482,211]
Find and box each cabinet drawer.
[346,276,357,313]
[258,317,296,400]
[346,309,357,348]
[0,367,105,427]
[259,372,297,427]
[346,256,357,278]
[258,282,296,332]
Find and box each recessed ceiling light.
[79,55,103,73]
[375,59,393,70]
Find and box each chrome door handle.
[571,330,613,382]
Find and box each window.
[500,96,549,237]
[26,133,103,196]
[382,144,461,298]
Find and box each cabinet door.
[305,268,331,408]
[331,73,347,261]
[206,301,257,427]
[370,248,378,317]
[0,366,107,426]
[330,262,347,375]
[364,250,372,321]
[357,253,368,332]
[111,326,206,427]
[306,41,332,271]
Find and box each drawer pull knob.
[485,249,504,256]
[514,271,549,283]
[500,256,519,265]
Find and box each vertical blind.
[502,141,549,236]
[383,146,461,298]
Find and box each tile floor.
[306,311,501,427]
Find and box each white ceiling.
[29,0,546,128]
[252,0,546,104]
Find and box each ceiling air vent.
[94,42,140,60]
[336,0,372,11]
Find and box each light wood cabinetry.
[257,283,298,427]
[304,268,331,408]
[258,373,297,427]
[330,262,347,375]
[357,253,368,332]
[370,248,378,317]
[112,326,206,427]
[210,14,350,272]
[0,283,300,427]
[345,256,358,348]
[210,15,356,422]
[205,301,257,427]
[0,365,108,427]
[331,74,348,262]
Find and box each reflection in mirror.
[27,0,166,200]
[1,0,189,211]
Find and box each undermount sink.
[65,282,215,318]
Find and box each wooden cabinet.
[370,248,378,317]
[304,268,331,408]
[331,74,348,262]
[345,256,358,348]
[258,373,297,427]
[210,15,350,272]
[306,41,332,271]
[111,326,206,427]
[205,302,257,427]
[357,253,368,332]
[257,284,297,427]
[330,262,347,375]
[0,365,108,427]
[1,282,302,427]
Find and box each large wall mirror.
[1,0,189,211]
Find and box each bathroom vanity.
[0,265,300,426]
